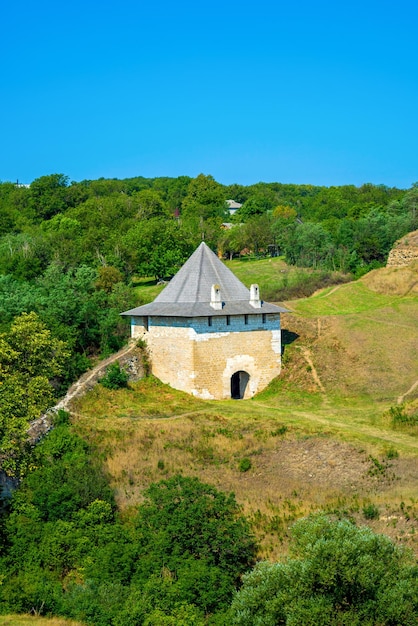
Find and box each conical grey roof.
[122,242,288,317]
[154,242,250,303]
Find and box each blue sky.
[1,0,417,188]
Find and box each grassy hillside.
[71,261,418,558]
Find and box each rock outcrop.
[386,230,418,267]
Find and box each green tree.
[29,174,71,221]
[0,415,128,621]
[95,265,124,293]
[224,183,250,204]
[0,274,40,330]
[132,476,257,613]
[230,515,418,625]
[272,205,297,221]
[133,189,170,220]
[0,231,52,280]
[271,207,297,256]
[237,185,278,219]
[35,263,134,362]
[181,174,227,222]
[121,218,195,279]
[284,222,333,268]
[242,214,274,256]
[159,176,191,209]
[218,225,247,259]
[5,311,68,379]
[0,312,69,472]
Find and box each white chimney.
[210,284,223,310]
[250,283,261,308]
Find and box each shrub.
[270,425,288,436]
[239,458,252,473]
[363,503,379,520]
[99,362,129,390]
[53,408,71,426]
[385,446,399,459]
[389,404,418,427]
[230,515,418,625]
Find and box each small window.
[143,316,149,331]
[208,316,212,327]
[244,314,248,325]
[262,313,267,324]
[226,315,231,326]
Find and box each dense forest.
[1,173,418,623]
[1,174,416,283]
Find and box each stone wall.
[147,325,195,394]
[386,230,418,267]
[27,342,146,443]
[138,314,282,400]
[192,328,281,399]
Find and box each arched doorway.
[231,371,250,399]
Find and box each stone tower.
[121,242,287,399]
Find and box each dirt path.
[70,409,208,423]
[398,379,418,404]
[318,283,344,298]
[300,347,326,393]
[361,316,417,330]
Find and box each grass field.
[71,259,418,558]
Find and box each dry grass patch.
[73,408,295,507]
[0,617,83,626]
[362,261,418,296]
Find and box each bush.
[99,362,129,390]
[53,408,71,426]
[239,458,252,473]
[362,503,379,520]
[270,425,288,436]
[385,445,399,459]
[230,515,418,625]
[389,404,418,428]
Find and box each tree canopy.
[0,312,69,472]
[230,515,418,625]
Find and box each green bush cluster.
[390,405,418,427]
[238,458,252,473]
[99,362,129,390]
[1,418,417,625]
[230,515,418,625]
[362,503,380,520]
